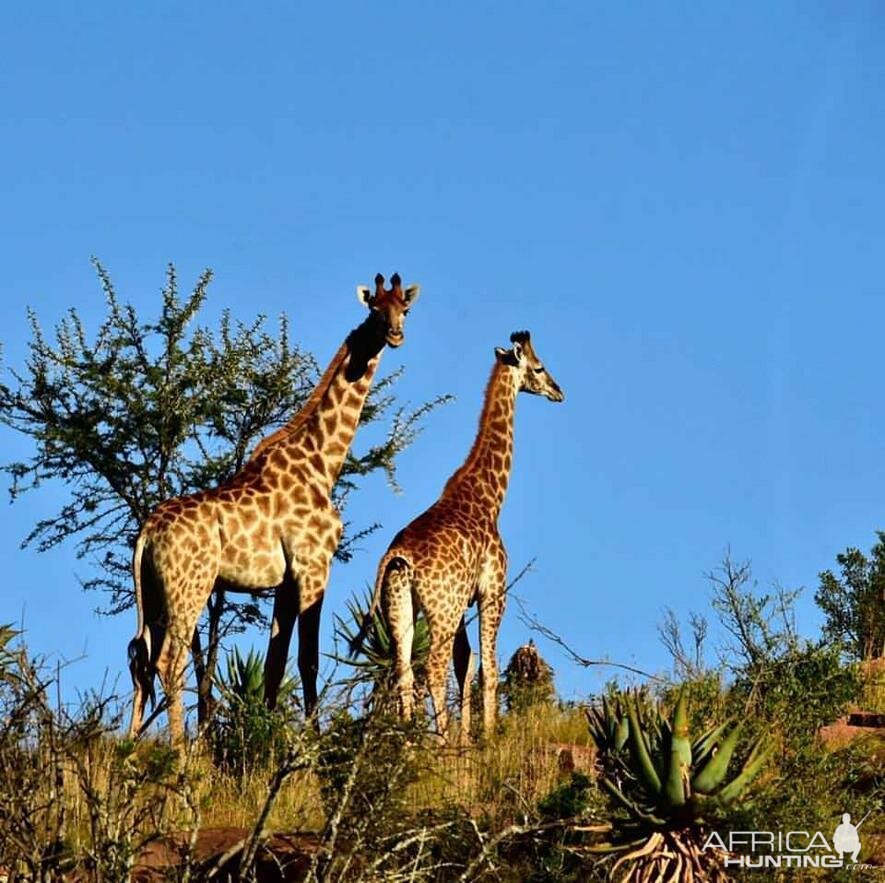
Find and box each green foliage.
[816,532,885,661]
[739,642,862,748]
[657,553,875,876]
[723,644,872,869]
[311,709,429,878]
[209,646,298,774]
[537,771,595,821]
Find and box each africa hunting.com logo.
[702,811,875,870]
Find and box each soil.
[134,827,319,882]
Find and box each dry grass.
[860,658,885,713]
[405,704,592,821]
[45,701,592,847]
[187,701,591,833]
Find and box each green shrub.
[208,646,299,774]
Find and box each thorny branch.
[514,595,667,684]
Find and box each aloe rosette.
[586,689,771,882]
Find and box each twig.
[363,822,459,877]
[203,837,246,880]
[457,816,604,881]
[514,596,667,683]
[238,744,315,877]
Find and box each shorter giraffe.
[357,331,564,738]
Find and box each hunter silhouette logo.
[833,811,869,863]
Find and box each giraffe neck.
[252,315,387,493]
[442,360,519,516]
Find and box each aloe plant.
[333,591,430,692]
[587,688,771,882]
[210,646,298,773]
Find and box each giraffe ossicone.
[357,330,564,740]
[127,273,420,744]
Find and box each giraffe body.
[127,274,419,743]
[365,331,563,739]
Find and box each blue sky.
[1,3,883,707]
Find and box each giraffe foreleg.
[297,597,323,718]
[264,574,298,710]
[452,616,474,744]
[476,539,508,735]
[296,558,331,720]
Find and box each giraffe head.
[356,272,420,348]
[495,330,565,402]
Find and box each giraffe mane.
[442,358,511,495]
[248,341,350,463]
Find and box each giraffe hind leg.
[381,559,416,719]
[156,587,214,746]
[128,544,164,739]
[127,628,155,738]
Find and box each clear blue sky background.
[1,3,883,708]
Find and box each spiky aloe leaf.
[599,776,667,827]
[692,718,732,767]
[691,721,742,794]
[0,624,20,652]
[625,693,662,796]
[333,589,430,687]
[663,688,692,806]
[603,694,614,732]
[585,699,608,751]
[714,738,772,805]
[588,697,631,756]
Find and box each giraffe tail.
[127,532,158,714]
[348,550,410,658]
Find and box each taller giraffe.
[127,273,420,743]
[359,331,563,738]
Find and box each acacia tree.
[816,533,885,661]
[0,260,448,723]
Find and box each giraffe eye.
[533,366,544,374]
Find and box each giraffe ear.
[403,284,420,306]
[495,346,521,366]
[356,285,374,307]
